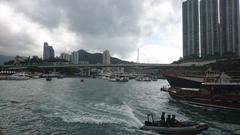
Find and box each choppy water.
[0,78,239,135]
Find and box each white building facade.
[102,50,110,65]
[71,51,79,64]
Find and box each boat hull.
[8,76,30,80]
[141,123,208,135]
[169,90,240,111]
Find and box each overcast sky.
[0,0,185,64]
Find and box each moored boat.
[119,77,129,82]
[168,88,240,111]
[7,73,30,80]
[56,75,64,79]
[164,72,203,89]
[164,70,240,111]
[46,76,52,81]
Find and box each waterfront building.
[71,51,79,64]
[14,56,28,64]
[102,50,111,65]
[219,0,240,56]
[200,0,219,57]
[182,0,200,58]
[43,42,55,60]
[60,53,71,62]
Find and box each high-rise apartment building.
[183,1,188,57]
[43,42,55,60]
[71,51,79,64]
[102,50,110,65]
[182,0,200,58]
[60,53,71,62]
[219,0,240,56]
[200,0,219,57]
[183,0,240,58]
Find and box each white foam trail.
[89,102,143,127]
[46,102,143,128]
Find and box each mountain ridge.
[0,50,133,65]
[78,49,133,64]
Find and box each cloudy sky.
[0,0,184,64]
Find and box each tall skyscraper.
[219,0,240,56]
[182,0,200,58]
[43,42,55,60]
[200,0,219,57]
[183,1,188,57]
[102,50,110,65]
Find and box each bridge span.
[1,63,200,70]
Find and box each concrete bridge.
[0,62,208,70]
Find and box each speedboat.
[7,73,30,80]
[140,114,208,134]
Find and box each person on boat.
[170,115,177,127]
[160,112,166,126]
[166,115,171,127]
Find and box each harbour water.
[0,78,239,135]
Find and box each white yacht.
[7,73,31,80]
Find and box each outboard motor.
[144,114,155,126]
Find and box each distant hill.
[0,55,14,65]
[78,50,133,64]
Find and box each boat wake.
[43,101,143,128]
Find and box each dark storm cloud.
[1,0,62,28]
[52,0,143,58]
[0,0,184,62]
[0,21,35,56]
[55,0,142,37]
[0,0,143,58]
[3,0,142,37]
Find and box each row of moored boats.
[3,73,63,80]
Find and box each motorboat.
[140,114,208,134]
[32,75,40,79]
[152,78,158,81]
[109,76,119,82]
[7,73,30,80]
[119,77,129,82]
[46,76,52,81]
[56,75,64,79]
[143,77,151,82]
